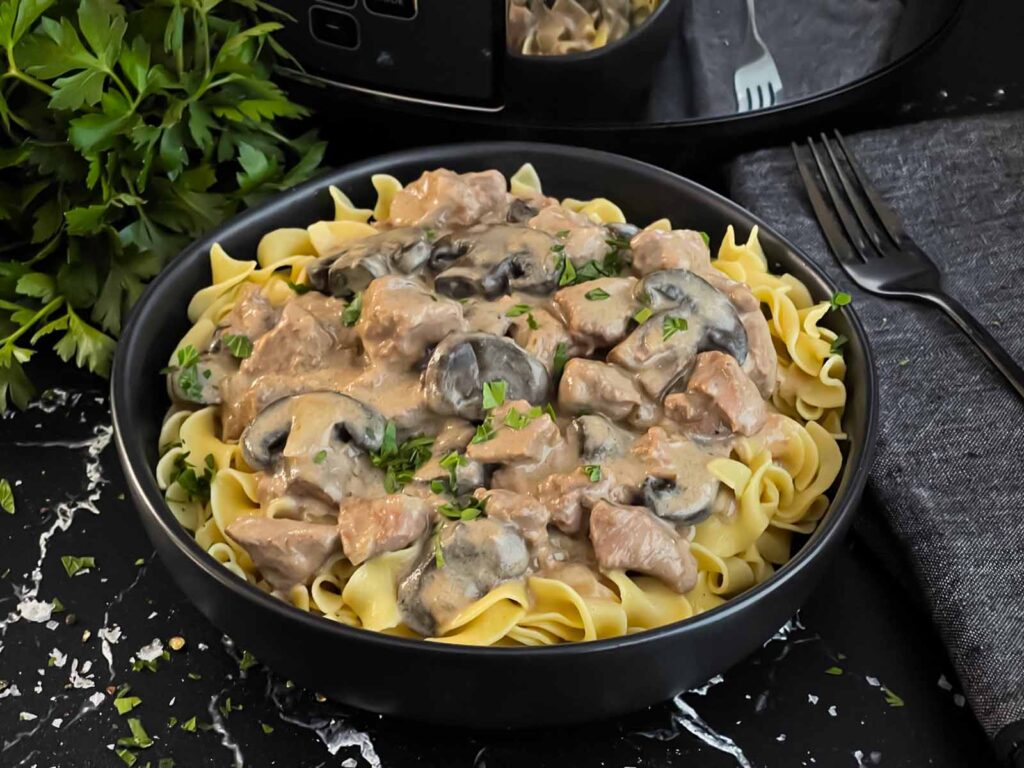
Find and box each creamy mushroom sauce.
[166,168,787,638]
[507,0,661,56]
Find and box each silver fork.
[792,130,1024,401]
[733,0,783,113]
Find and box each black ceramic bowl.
[504,0,683,112]
[112,142,878,728]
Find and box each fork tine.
[819,133,895,257]
[805,137,880,263]
[790,141,865,268]
[833,130,907,244]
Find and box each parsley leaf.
[368,423,433,493]
[0,478,14,514]
[437,495,487,522]
[633,307,653,325]
[829,334,848,356]
[557,253,577,286]
[585,288,609,301]
[829,291,852,310]
[825,666,843,676]
[881,686,905,708]
[285,280,310,295]
[433,522,446,568]
[662,316,689,341]
[313,449,327,465]
[61,555,96,577]
[114,696,142,715]
[482,380,507,410]
[341,292,363,326]
[526,313,539,330]
[470,415,496,444]
[438,451,466,488]
[583,464,601,482]
[504,405,542,430]
[223,334,253,359]
[699,231,710,247]
[505,304,532,318]
[552,342,569,379]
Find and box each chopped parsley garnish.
[261,723,275,734]
[424,228,437,241]
[829,291,852,310]
[544,403,558,421]
[51,597,64,613]
[341,292,363,327]
[180,716,198,732]
[699,231,710,247]
[438,451,467,488]
[482,380,507,410]
[555,229,570,239]
[470,416,496,444]
[633,307,653,325]
[162,345,205,401]
[313,450,328,465]
[430,479,447,495]
[218,697,241,717]
[585,288,610,301]
[526,313,539,330]
[285,280,311,295]
[432,522,446,568]
[61,555,95,578]
[552,342,569,379]
[187,672,202,681]
[114,696,142,715]
[605,234,631,251]
[506,304,532,318]
[662,316,689,341]
[116,717,153,749]
[504,405,543,430]
[223,334,253,359]
[825,666,843,676]
[583,464,601,482]
[438,495,487,522]
[0,478,14,514]
[574,260,605,282]
[829,334,848,356]
[557,253,577,286]
[170,453,214,504]
[115,749,137,766]
[881,686,905,708]
[239,651,257,672]
[369,422,433,494]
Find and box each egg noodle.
[156,165,846,646]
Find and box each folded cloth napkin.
[683,0,903,116]
[728,110,1024,760]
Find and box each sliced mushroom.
[571,414,634,462]
[507,198,539,223]
[422,333,550,420]
[306,227,432,298]
[397,518,529,636]
[430,225,560,299]
[641,477,715,525]
[609,270,748,399]
[241,391,386,470]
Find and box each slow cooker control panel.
[270,0,503,110]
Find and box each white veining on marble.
[208,691,246,768]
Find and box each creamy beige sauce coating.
[169,168,780,637]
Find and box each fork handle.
[923,291,1024,401]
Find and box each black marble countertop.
[0,359,997,767]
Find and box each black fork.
[792,130,1024,401]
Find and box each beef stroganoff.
[156,164,846,646]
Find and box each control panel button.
[364,0,417,20]
[309,6,359,49]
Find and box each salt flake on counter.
[937,675,952,691]
[136,638,164,661]
[17,599,53,623]
[0,685,22,699]
[52,717,63,728]
[98,625,122,644]
[953,694,966,707]
[827,705,837,717]
[808,694,819,705]
[865,676,880,687]
[49,648,67,669]
[88,692,105,707]
[20,712,37,721]
[45,619,59,630]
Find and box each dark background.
[1,0,1020,765]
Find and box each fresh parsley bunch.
[0,0,325,410]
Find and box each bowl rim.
[504,0,678,64]
[111,140,879,659]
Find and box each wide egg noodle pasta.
[160,179,848,646]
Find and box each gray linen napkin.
[683,0,903,116]
[728,110,1024,754]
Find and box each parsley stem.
[0,298,64,347]
[3,67,55,97]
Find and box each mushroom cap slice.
[642,476,716,525]
[610,270,748,399]
[422,333,550,420]
[571,414,634,462]
[240,391,387,470]
[306,227,431,298]
[430,224,560,299]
